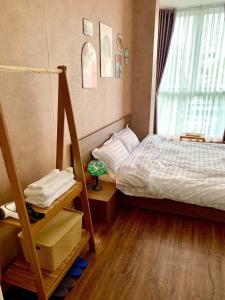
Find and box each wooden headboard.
[77,115,130,164]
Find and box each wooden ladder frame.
[0,65,95,299]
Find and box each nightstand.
[87,181,118,224]
[75,181,118,224]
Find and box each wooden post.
[57,66,95,251]
[0,105,47,300]
[56,68,65,170]
[0,65,62,75]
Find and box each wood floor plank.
[5,206,225,300]
[65,207,225,300]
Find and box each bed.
[117,135,225,211]
[76,116,225,222]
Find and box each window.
[158,5,225,141]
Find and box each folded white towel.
[26,179,75,208]
[28,169,60,190]
[24,170,74,199]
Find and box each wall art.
[116,33,123,52]
[124,48,129,65]
[115,54,122,78]
[100,22,113,77]
[83,19,93,37]
[82,42,97,88]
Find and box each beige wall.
[131,0,159,140]
[0,0,133,203]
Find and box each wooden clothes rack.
[0,65,95,300]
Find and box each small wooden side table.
[180,133,206,142]
[87,181,118,224]
[75,181,118,225]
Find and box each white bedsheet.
[117,135,225,211]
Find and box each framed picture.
[83,19,93,37]
[81,42,97,88]
[124,48,129,65]
[100,22,113,78]
[116,33,123,52]
[115,54,122,78]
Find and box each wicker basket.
[19,209,83,271]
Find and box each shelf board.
[3,229,90,297]
[1,182,83,236]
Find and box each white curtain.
[157,5,225,141]
[0,286,3,300]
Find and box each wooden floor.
[5,206,225,300]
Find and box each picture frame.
[81,42,97,88]
[115,54,122,78]
[100,22,113,78]
[124,48,129,65]
[116,33,123,52]
[83,18,94,37]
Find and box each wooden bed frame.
[75,116,225,224]
[119,192,225,223]
[78,115,130,163]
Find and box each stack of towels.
[24,169,75,208]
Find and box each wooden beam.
[56,67,65,170]
[0,104,47,300]
[0,64,62,75]
[58,66,95,251]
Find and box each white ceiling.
[159,0,220,8]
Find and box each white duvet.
[117,135,225,211]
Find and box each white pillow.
[103,134,117,146]
[115,127,140,153]
[92,140,129,173]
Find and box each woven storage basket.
[19,209,83,271]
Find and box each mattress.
[117,135,225,211]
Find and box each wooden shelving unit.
[0,65,95,300]
[3,183,83,235]
[3,230,90,298]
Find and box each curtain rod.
[176,2,225,11]
[0,64,63,74]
